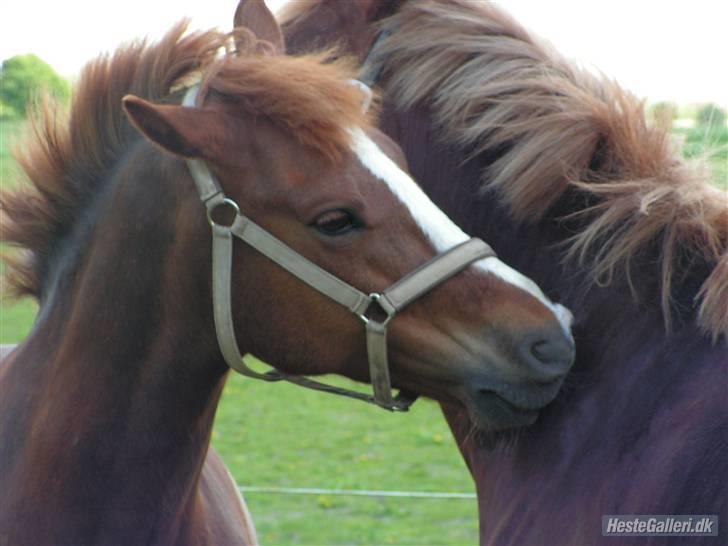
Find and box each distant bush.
[649,101,677,129]
[696,103,727,128]
[0,97,20,119]
[0,54,70,119]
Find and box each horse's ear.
[234,0,285,54]
[122,95,219,159]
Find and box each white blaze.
[348,127,573,334]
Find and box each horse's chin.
[465,392,541,432]
[455,374,566,432]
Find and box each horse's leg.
[198,446,259,545]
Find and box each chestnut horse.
[0,2,576,544]
[280,1,728,544]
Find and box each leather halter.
[357,26,393,87]
[182,85,495,411]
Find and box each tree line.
[1,54,70,119]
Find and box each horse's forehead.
[347,127,467,251]
[365,129,409,171]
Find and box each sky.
[1,0,726,105]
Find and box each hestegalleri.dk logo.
[602,515,718,537]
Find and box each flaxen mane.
[1,21,369,301]
[283,0,727,340]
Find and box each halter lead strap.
[358,27,393,87]
[182,86,495,411]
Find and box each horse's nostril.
[531,340,554,362]
[517,328,575,381]
[529,338,574,366]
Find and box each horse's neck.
[437,243,725,544]
[0,181,229,545]
[384,106,726,543]
[445,320,724,545]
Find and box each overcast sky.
[2,0,726,104]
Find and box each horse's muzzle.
[517,324,575,382]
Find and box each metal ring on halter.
[207,198,241,228]
[357,293,396,327]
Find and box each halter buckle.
[357,293,396,327]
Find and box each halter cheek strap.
[182,86,495,411]
[357,27,394,87]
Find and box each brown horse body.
[0,2,576,544]
[281,1,727,544]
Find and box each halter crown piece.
[182,85,495,411]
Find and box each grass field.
[1,117,725,545]
[0,119,25,189]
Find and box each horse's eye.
[312,209,361,236]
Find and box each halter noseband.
[182,85,495,411]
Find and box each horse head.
[117,0,575,430]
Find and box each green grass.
[1,119,725,545]
[1,119,36,345]
[1,118,26,188]
[0,293,36,342]
[215,373,477,545]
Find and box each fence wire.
[239,486,476,499]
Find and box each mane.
[369,0,726,340]
[1,21,369,300]
[199,30,369,163]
